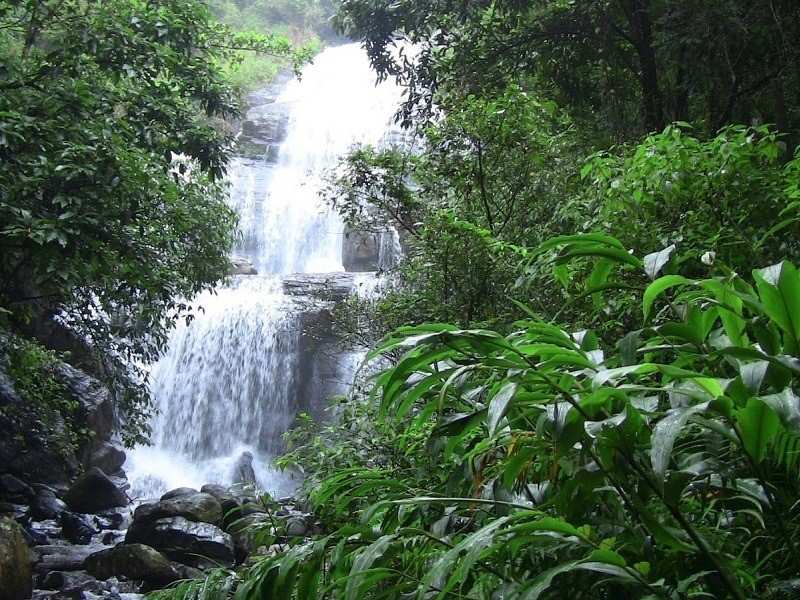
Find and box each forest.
[2,0,800,599]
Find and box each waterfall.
[125,44,402,500]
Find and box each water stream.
[126,43,401,500]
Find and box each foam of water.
[125,43,402,500]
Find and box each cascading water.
[126,43,402,500]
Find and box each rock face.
[342,227,380,272]
[65,468,128,513]
[282,272,356,301]
[125,516,235,568]
[0,475,34,504]
[230,256,258,275]
[88,442,126,476]
[0,517,32,600]
[85,544,180,587]
[132,492,222,526]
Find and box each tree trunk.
[627,0,663,132]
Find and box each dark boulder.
[160,487,198,501]
[85,544,179,587]
[0,474,34,504]
[232,452,257,487]
[60,512,96,544]
[64,468,128,514]
[200,484,239,515]
[87,442,126,476]
[0,517,33,600]
[40,570,104,594]
[125,516,235,567]
[133,492,222,526]
[31,489,68,521]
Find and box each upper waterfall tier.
[230,43,403,275]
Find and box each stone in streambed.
[125,516,235,568]
[160,487,198,501]
[33,543,111,575]
[0,517,33,600]
[40,570,104,594]
[133,491,222,526]
[64,468,128,514]
[60,512,96,544]
[85,543,180,587]
[31,489,67,521]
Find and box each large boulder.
[85,544,179,587]
[0,517,32,600]
[125,516,235,567]
[31,489,67,521]
[133,492,222,526]
[64,468,128,514]
[160,487,198,501]
[88,442,126,476]
[0,474,34,504]
[200,484,239,515]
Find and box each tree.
[0,0,301,442]
[335,0,800,139]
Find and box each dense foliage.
[0,0,303,443]
[146,0,800,598]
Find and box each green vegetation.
[148,1,800,598]
[209,0,332,92]
[1,336,82,456]
[0,0,305,444]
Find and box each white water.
[126,44,402,500]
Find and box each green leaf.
[651,402,710,482]
[487,382,517,436]
[643,275,692,321]
[737,398,781,463]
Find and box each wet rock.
[31,489,68,521]
[34,543,110,574]
[233,452,257,487]
[160,487,198,501]
[64,468,128,514]
[133,492,222,526]
[227,513,270,560]
[285,516,308,537]
[0,474,34,504]
[88,443,126,476]
[0,502,29,524]
[125,516,235,568]
[0,517,33,600]
[342,227,380,272]
[230,256,258,275]
[170,562,203,580]
[92,508,131,531]
[55,364,113,444]
[282,272,356,301]
[767,579,800,599]
[85,544,179,587]
[200,484,239,515]
[40,570,104,594]
[60,512,96,545]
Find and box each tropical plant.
[152,237,800,599]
